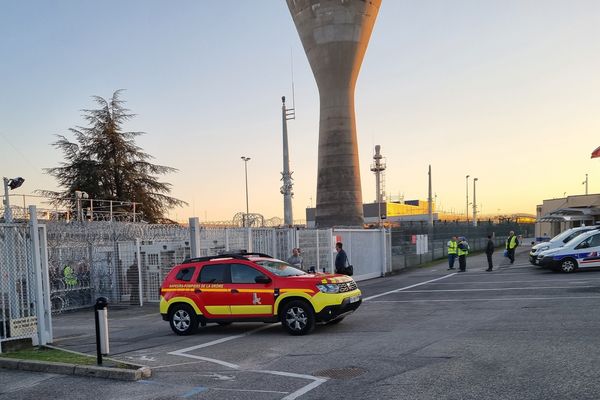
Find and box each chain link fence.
[391,221,535,270]
[0,223,44,349]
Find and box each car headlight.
[538,246,549,252]
[316,284,340,293]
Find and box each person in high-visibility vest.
[447,236,458,270]
[505,231,519,264]
[63,264,78,287]
[457,237,470,272]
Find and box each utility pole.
[370,145,386,227]
[428,165,433,227]
[281,96,295,226]
[241,156,251,227]
[583,174,589,195]
[465,175,470,223]
[472,178,478,227]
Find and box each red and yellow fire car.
[159,253,362,335]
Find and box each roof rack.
[182,252,273,264]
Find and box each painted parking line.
[428,279,596,285]
[397,285,596,293]
[369,295,600,303]
[363,273,457,301]
[168,324,328,400]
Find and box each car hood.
[284,273,354,284]
[538,248,561,257]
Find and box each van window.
[563,229,591,244]
[175,267,195,282]
[199,264,229,284]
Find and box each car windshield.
[565,232,595,247]
[254,260,307,277]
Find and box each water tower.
[287,0,382,227]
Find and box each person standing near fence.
[505,231,519,264]
[447,236,458,270]
[286,248,304,270]
[335,242,348,274]
[485,235,495,271]
[457,237,469,272]
[127,259,139,305]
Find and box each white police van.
[536,229,600,273]
[529,226,599,265]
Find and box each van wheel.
[560,258,577,273]
[281,300,315,336]
[169,304,197,335]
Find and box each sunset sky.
[2,1,600,222]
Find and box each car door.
[577,233,600,269]
[227,263,274,317]
[194,262,232,316]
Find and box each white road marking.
[369,296,600,303]
[171,324,275,354]
[363,273,457,301]
[169,324,327,399]
[429,279,594,285]
[211,387,289,394]
[398,285,596,293]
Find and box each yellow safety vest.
[448,241,458,255]
[506,235,518,250]
[457,243,469,256]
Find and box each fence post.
[225,228,230,252]
[380,228,386,276]
[316,229,320,272]
[329,228,334,274]
[135,238,143,307]
[29,205,48,346]
[247,227,253,253]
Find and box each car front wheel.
[560,258,577,273]
[169,304,197,335]
[281,300,315,336]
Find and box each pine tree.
[41,90,185,223]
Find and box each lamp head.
[7,177,24,190]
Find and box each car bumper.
[315,295,362,322]
[529,253,538,265]
[536,256,556,268]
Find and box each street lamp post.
[3,177,25,222]
[472,178,478,227]
[241,156,251,227]
[465,175,470,223]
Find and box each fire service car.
[159,253,362,336]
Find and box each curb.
[0,358,151,381]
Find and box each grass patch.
[0,346,97,365]
[0,346,137,369]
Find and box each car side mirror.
[576,242,589,249]
[255,275,271,284]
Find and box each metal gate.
[0,209,52,352]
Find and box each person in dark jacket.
[335,242,348,274]
[485,235,495,271]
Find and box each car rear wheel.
[560,258,577,273]
[169,304,197,335]
[281,300,315,336]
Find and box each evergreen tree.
[41,90,185,223]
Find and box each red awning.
[592,145,600,159]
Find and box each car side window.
[198,264,228,283]
[590,234,600,248]
[231,263,267,284]
[576,237,592,249]
[175,267,195,282]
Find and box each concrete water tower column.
[287,0,382,228]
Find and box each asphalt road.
[3,246,600,400]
